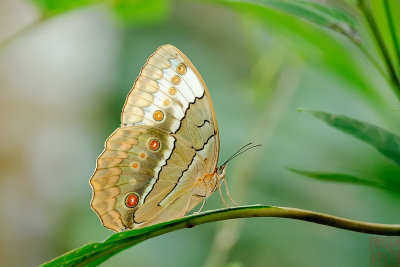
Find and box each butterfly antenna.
[222,143,262,166]
[229,144,262,159]
[221,143,253,166]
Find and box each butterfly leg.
[193,199,206,214]
[218,182,230,208]
[224,179,239,206]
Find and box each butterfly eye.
[125,193,139,208]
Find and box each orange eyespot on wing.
[149,139,160,151]
[163,99,170,107]
[176,63,187,75]
[131,161,140,169]
[153,110,164,121]
[125,193,139,208]
[168,87,177,95]
[171,75,181,85]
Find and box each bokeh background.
[1,0,400,266]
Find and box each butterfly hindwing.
[90,45,220,232]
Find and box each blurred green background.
[1,0,399,266]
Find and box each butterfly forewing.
[90,45,220,232]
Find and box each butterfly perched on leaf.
[90,45,244,232]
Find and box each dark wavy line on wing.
[158,131,216,207]
[196,119,210,128]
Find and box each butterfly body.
[90,45,226,232]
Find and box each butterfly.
[90,44,246,232]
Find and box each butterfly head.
[216,165,226,180]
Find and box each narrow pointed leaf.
[288,168,400,193]
[288,168,376,186]
[31,0,101,16]
[221,0,393,110]
[304,109,400,166]
[41,206,272,266]
[111,0,170,26]
[224,0,360,43]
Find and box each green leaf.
[32,0,170,25]
[32,0,101,16]
[225,0,360,43]
[288,168,375,185]
[302,109,400,166]
[288,168,400,193]
[221,0,395,111]
[40,206,270,266]
[111,0,170,26]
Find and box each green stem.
[355,41,400,100]
[42,205,400,266]
[383,0,400,81]
[359,0,400,89]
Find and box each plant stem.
[194,205,400,235]
[42,205,400,266]
[359,0,400,89]
[383,1,400,82]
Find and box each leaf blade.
[221,0,395,111]
[303,109,400,166]
[40,206,270,266]
[225,0,360,43]
[288,168,400,194]
[288,168,375,186]
[31,0,101,17]
[111,0,170,26]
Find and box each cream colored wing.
[90,45,220,232]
